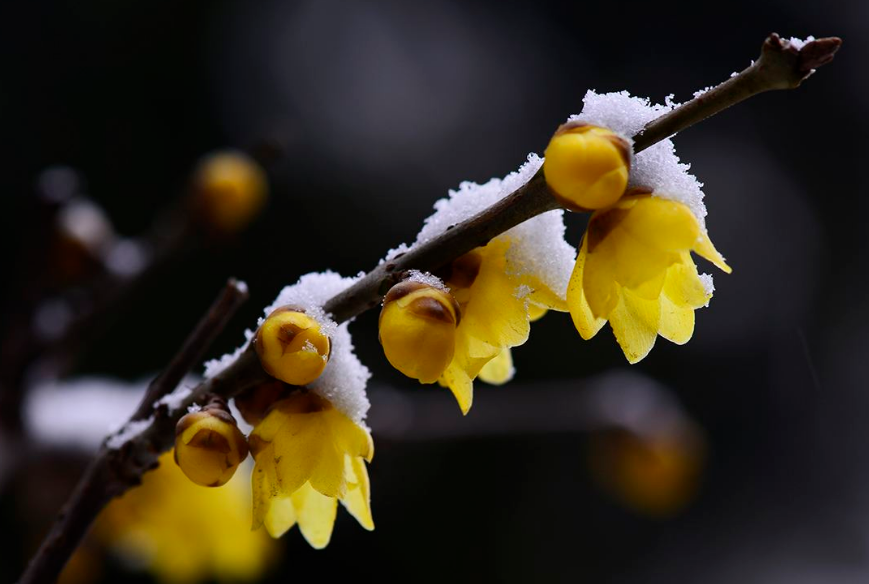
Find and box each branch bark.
[18,33,840,584]
[18,280,250,584]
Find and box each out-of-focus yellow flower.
[190,150,268,234]
[174,399,249,487]
[255,307,331,386]
[93,452,276,584]
[543,122,631,211]
[438,238,566,414]
[379,280,461,384]
[249,391,374,549]
[567,192,731,363]
[588,428,706,517]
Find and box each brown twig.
[633,34,841,152]
[18,279,250,584]
[18,33,840,584]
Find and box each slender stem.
[131,278,249,421]
[18,32,840,584]
[633,34,841,153]
[18,280,250,584]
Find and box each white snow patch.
[26,376,204,451]
[699,273,715,307]
[783,35,814,50]
[106,418,152,450]
[155,384,193,414]
[309,323,371,424]
[405,270,447,292]
[103,238,149,277]
[25,377,144,451]
[570,90,708,227]
[57,197,114,252]
[203,329,255,378]
[409,153,576,299]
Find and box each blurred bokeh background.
[0,0,865,582]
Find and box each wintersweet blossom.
[249,391,374,549]
[567,192,731,362]
[92,452,276,583]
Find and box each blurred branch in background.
[19,279,249,584]
[11,369,700,582]
[0,149,271,436]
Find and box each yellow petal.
[658,294,695,345]
[477,348,515,385]
[439,360,474,415]
[341,456,374,531]
[567,236,607,339]
[251,463,274,532]
[609,288,660,363]
[527,303,549,322]
[327,408,375,463]
[307,435,347,499]
[693,230,732,274]
[460,239,530,351]
[620,196,701,252]
[662,256,708,309]
[521,274,568,313]
[263,496,296,538]
[291,482,338,550]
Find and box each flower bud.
[255,307,331,386]
[174,397,249,487]
[190,150,268,234]
[379,281,460,384]
[543,122,631,211]
[234,380,290,426]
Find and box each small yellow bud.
[190,150,268,233]
[255,307,331,386]
[543,122,631,211]
[379,281,460,384]
[174,397,249,487]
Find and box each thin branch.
[130,278,250,421]
[633,34,841,152]
[18,280,250,584]
[326,33,841,323]
[18,32,840,584]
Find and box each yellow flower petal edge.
[567,193,730,362]
[250,392,374,548]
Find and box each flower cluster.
[171,90,732,551]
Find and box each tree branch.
[18,32,840,584]
[18,280,250,584]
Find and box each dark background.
[1,0,866,582]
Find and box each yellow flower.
[378,280,461,384]
[255,307,331,386]
[249,391,374,549]
[543,122,631,211]
[438,238,567,414]
[190,150,268,234]
[174,399,249,487]
[567,192,731,363]
[93,452,276,583]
